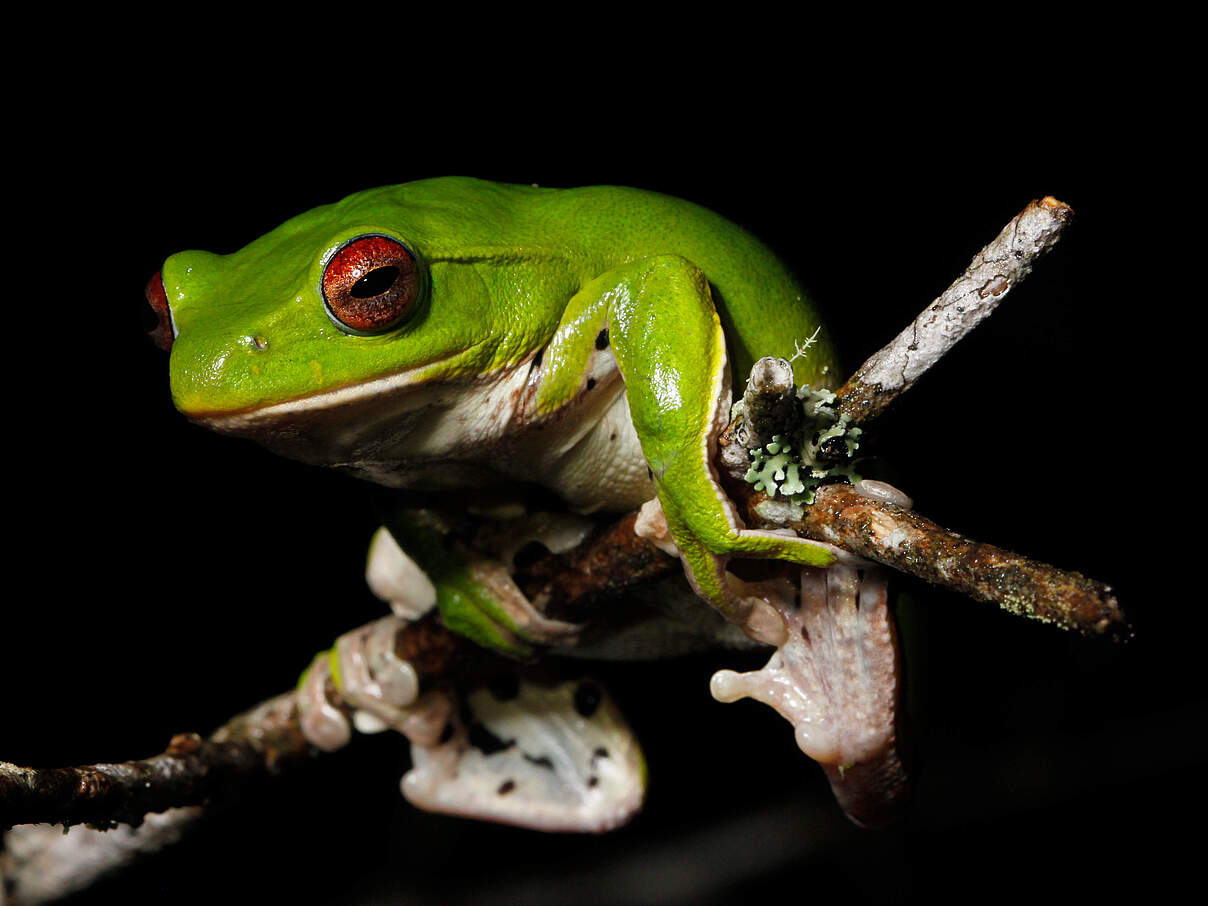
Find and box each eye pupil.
[350,265,400,299]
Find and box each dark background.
[5,82,1189,904]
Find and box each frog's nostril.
[145,271,175,352]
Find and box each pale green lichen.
[743,384,863,505]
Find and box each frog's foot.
[296,615,438,751]
[402,677,645,832]
[634,497,682,557]
[332,616,429,731]
[710,564,909,827]
[687,515,863,645]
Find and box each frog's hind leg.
[296,527,646,831]
[383,510,582,658]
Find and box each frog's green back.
[165,177,839,420]
[340,177,839,389]
[537,181,838,388]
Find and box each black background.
[5,71,1191,904]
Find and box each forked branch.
[2,196,1120,902]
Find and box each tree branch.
[0,696,309,831]
[834,196,1074,424]
[788,484,1123,637]
[2,194,1120,899]
[0,694,310,902]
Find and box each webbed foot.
[710,564,909,827]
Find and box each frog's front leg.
[296,527,440,751]
[539,256,841,644]
[297,615,448,751]
[381,510,581,656]
[297,515,579,751]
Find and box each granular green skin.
[165,177,838,417]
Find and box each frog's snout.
[145,271,175,352]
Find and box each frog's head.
[145,179,569,476]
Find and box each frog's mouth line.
[186,352,470,434]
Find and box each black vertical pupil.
[350,265,400,298]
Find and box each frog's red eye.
[145,271,175,351]
[322,235,419,334]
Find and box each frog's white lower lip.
[186,358,450,433]
[184,351,541,491]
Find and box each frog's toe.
[366,527,438,620]
[402,677,646,832]
[297,652,352,752]
[333,616,422,730]
[634,497,681,556]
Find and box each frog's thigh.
[403,677,646,832]
[603,256,836,621]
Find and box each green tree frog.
[147,177,896,831]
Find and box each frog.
[146,177,897,831]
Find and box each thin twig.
[834,197,1074,424]
[0,694,311,831]
[0,693,310,903]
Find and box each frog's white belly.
[199,351,656,514]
